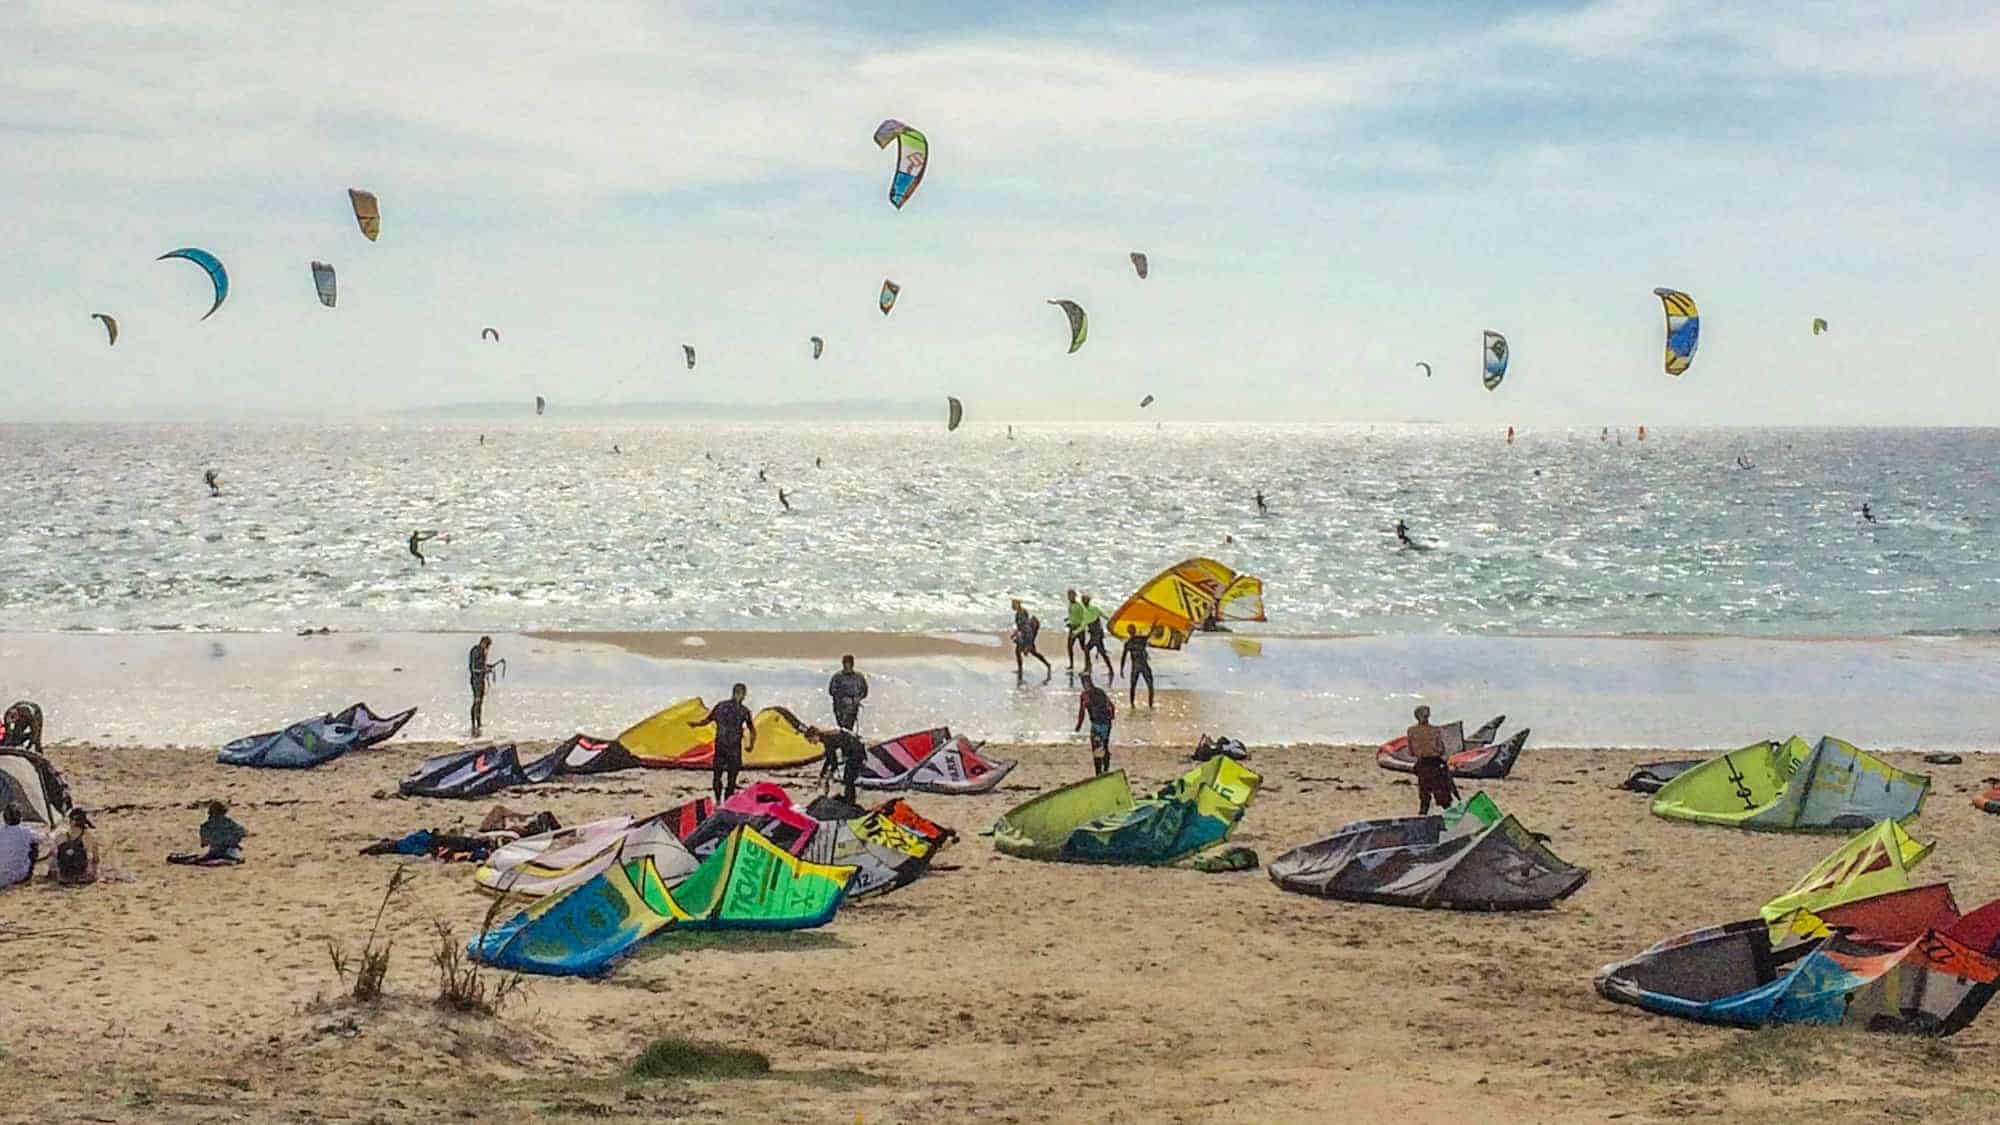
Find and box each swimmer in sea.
[408,530,440,565]
[1862,502,1875,523]
[203,469,221,497]
[778,488,790,512]
[1394,519,1413,548]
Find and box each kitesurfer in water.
[1118,625,1156,709]
[203,469,221,497]
[827,654,868,733]
[688,683,756,804]
[611,444,621,455]
[1011,599,1051,681]
[806,725,866,804]
[409,530,441,566]
[757,467,767,482]
[1862,502,1876,523]
[1075,673,1116,776]
[1408,705,1458,814]
[778,488,790,512]
[1255,491,1268,516]
[1394,519,1413,548]
[815,456,823,469]
[478,434,485,446]
[468,636,496,737]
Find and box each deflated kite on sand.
[1650,736,1929,831]
[856,727,1016,794]
[1376,715,1530,780]
[992,757,1260,865]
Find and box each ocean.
[3,421,1996,637]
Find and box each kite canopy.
[1653,287,1699,375]
[1377,715,1529,780]
[683,344,696,370]
[219,715,365,769]
[1812,317,1829,335]
[1595,913,2000,1034]
[542,733,642,776]
[1482,330,1508,390]
[0,747,71,828]
[398,743,559,799]
[483,327,500,342]
[804,804,940,899]
[810,335,824,359]
[872,119,929,210]
[158,248,229,320]
[311,261,337,308]
[348,188,380,241]
[683,783,821,858]
[1108,557,1266,650]
[90,313,117,346]
[992,757,1261,865]
[879,279,900,315]
[1618,759,1705,794]
[946,396,963,431]
[612,700,822,771]
[1047,299,1088,353]
[1760,819,1934,937]
[477,815,699,900]
[1415,361,1432,378]
[855,727,1016,794]
[1650,736,1930,831]
[1139,394,1155,408]
[325,702,417,747]
[1130,252,1149,279]
[1270,795,1588,911]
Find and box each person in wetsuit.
[1011,599,1052,681]
[1394,519,1413,548]
[778,488,790,512]
[828,654,868,734]
[1075,673,1116,775]
[467,636,495,737]
[1079,594,1115,680]
[203,469,221,497]
[1862,502,1876,523]
[409,530,440,565]
[689,683,757,803]
[1118,625,1156,709]
[1062,589,1085,671]
[807,725,867,803]
[1254,491,1268,516]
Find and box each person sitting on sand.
[169,800,247,866]
[48,808,99,886]
[807,726,867,804]
[827,655,868,734]
[689,684,757,804]
[1407,705,1459,815]
[0,806,42,888]
[1011,599,1051,681]
[1075,673,1116,776]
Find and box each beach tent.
[0,747,70,826]
[857,727,1017,794]
[614,700,821,770]
[1269,795,1588,910]
[1760,820,1934,937]
[1594,917,2000,1035]
[682,783,820,857]
[326,702,417,746]
[1376,715,1529,780]
[219,717,364,768]
[992,757,1261,865]
[399,744,557,799]
[475,816,698,899]
[1650,736,1929,830]
[1618,759,1705,794]
[471,826,854,977]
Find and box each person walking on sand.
[689,683,757,804]
[1118,624,1156,709]
[467,636,497,737]
[1408,705,1459,814]
[807,725,866,804]
[1063,588,1086,671]
[828,654,868,734]
[1075,673,1116,775]
[1078,594,1115,681]
[1012,599,1051,681]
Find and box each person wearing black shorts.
[808,726,867,803]
[1075,673,1116,775]
[828,655,868,734]
[689,683,757,803]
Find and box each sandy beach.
[5,738,2000,1124]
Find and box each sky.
[4,0,1998,424]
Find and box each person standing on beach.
[1408,705,1458,814]
[467,636,495,737]
[1075,673,1116,775]
[1118,624,1156,709]
[1011,599,1052,681]
[828,654,868,734]
[1079,594,1115,681]
[689,684,757,803]
[1063,588,1085,671]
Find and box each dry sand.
[5,740,2000,1124]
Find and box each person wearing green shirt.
[1063,588,1088,671]
[1077,594,1115,681]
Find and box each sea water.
[2,422,1996,637]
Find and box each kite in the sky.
[311,261,337,308]
[535,395,546,416]
[1415,362,1432,378]
[1139,394,1155,408]
[1482,330,1509,391]
[1130,253,1149,279]
[872,119,929,210]
[683,344,696,370]
[157,248,229,320]
[947,396,963,431]
[482,327,501,342]
[1047,300,1087,354]
[1812,318,1829,335]
[1653,287,1699,376]
[90,313,118,346]
[880,280,900,316]
[810,336,824,359]
[348,189,380,242]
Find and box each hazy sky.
[6,1,1997,423]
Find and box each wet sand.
[5,740,2000,1123]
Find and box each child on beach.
[689,684,757,804]
[1012,599,1052,681]
[48,808,98,886]
[1075,674,1116,775]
